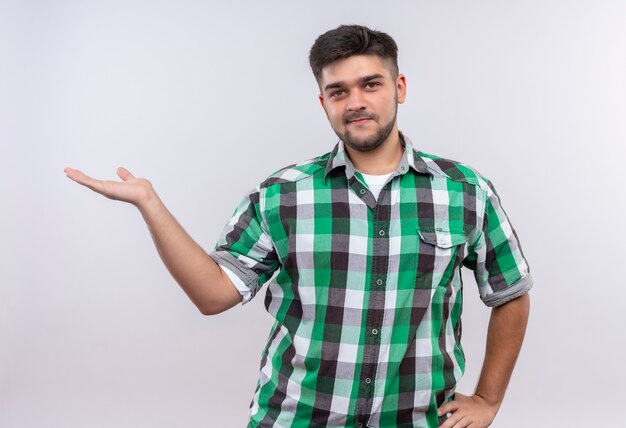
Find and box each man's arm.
[439,292,530,428]
[64,166,242,315]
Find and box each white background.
[2,1,625,426]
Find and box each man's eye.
[366,82,380,89]
[330,90,345,98]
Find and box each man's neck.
[344,126,404,175]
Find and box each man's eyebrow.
[323,73,385,92]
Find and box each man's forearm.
[474,292,531,409]
[137,189,240,315]
[438,292,530,427]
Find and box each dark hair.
[309,25,399,82]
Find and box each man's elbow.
[198,304,218,316]
[196,295,242,316]
[197,302,225,316]
[193,273,245,316]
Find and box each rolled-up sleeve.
[208,186,280,306]
[463,179,533,307]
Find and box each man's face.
[318,54,406,152]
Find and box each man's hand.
[438,392,498,427]
[64,166,154,210]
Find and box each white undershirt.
[360,171,393,201]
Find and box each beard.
[340,114,396,152]
[333,98,398,153]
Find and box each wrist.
[473,391,502,411]
[135,183,161,215]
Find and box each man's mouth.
[346,113,376,125]
[349,118,371,125]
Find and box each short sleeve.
[463,179,533,307]
[208,186,280,306]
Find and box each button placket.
[356,198,388,420]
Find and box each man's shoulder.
[418,150,489,189]
[259,151,331,188]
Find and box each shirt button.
[376,278,383,285]
[359,189,366,195]
[365,377,372,384]
[400,165,405,171]
[378,230,385,236]
[358,424,363,428]
[371,328,378,335]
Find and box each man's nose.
[347,89,367,111]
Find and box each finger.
[64,167,95,186]
[451,416,471,428]
[116,166,135,181]
[439,400,461,416]
[440,412,466,428]
[64,167,108,194]
[64,166,81,181]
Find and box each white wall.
[2,0,624,426]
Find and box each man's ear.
[396,74,407,104]
[318,94,331,120]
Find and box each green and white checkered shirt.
[209,134,532,428]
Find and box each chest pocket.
[415,227,467,289]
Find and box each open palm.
[64,166,153,207]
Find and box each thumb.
[116,166,135,181]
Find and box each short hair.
[309,25,399,82]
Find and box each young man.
[65,25,531,428]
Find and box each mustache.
[344,112,377,124]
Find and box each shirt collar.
[323,132,430,183]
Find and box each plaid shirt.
[209,134,532,428]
